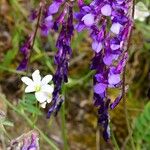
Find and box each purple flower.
[76,0,133,141]
[74,4,96,31]
[17,35,33,71]
[47,5,74,118]
[29,10,38,21]
[101,4,112,16]
[82,13,95,26]
[40,0,65,35]
[21,133,39,150]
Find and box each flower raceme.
[21,70,54,108]
[76,0,133,140]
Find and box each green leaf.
[133,102,150,147]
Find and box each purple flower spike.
[21,133,39,150]
[76,0,133,141]
[40,0,65,36]
[47,5,74,118]
[17,35,33,71]
[17,58,28,71]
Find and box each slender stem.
[121,0,135,149]
[60,87,68,150]
[0,94,60,150]
[27,4,43,72]
[96,123,100,150]
[0,66,26,75]
[111,127,120,150]
[66,70,95,88]
[122,67,135,150]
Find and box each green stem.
[0,66,26,75]
[122,68,135,150]
[111,127,120,150]
[66,70,95,88]
[60,86,68,150]
[0,94,59,150]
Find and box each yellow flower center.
[35,85,41,92]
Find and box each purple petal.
[48,2,61,15]
[110,94,123,109]
[82,13,94,26]
[108,74,121,85]
[94,83,107,94]
[92,41,103,53]
[101,4,112,16]
[103,54,113,66]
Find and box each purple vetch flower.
[40,0,65,35]
[74,3,97,31]
[47,5,74,118]
[17,35,33,71]
[29,9,38,21]
[21,133,39,150]
[76,0,133,141]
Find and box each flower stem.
[122,67,135,150]
[60,86,68,150]
[0,94,60,150]
[27,3,43,72]
[110,125,120,150]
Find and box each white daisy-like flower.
[134,2,150,22]
[21,70,54,108]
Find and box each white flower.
[134,2,149,22]
[21,70,54,108]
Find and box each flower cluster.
[21,70,54,108]
[47,4,74,118]
[18,0,134,141]
[76,0,133,140]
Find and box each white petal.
[47,95,52,103]
[32,70,41,84]
[21,77,33,86]
[41,84,54,93]
[42,75,53,85]
[134,2,150,21]
[40,102,47,108]
[25,85,35,93]
[110,23,122,34]
[35,91,47,103]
